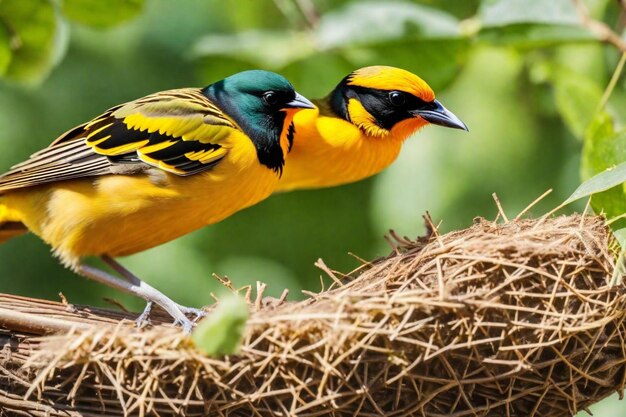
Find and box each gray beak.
[284,92,316,110]
[411,99,468,131]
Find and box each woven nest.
[1,214,626,416]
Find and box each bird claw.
[135,301,154,329]
[174,305,205,334]
[177,305,207,322]
[134,301,205,332]
[174,317,194,335]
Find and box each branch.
[574,0,626,53]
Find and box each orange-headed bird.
[278,66,467,191]
[0,70,314,332]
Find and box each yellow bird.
[277,66,467,191]
[0,70,314,331]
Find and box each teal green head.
[203,70,314,173]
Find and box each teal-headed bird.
[0,70,314,332]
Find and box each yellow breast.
[278,109,405,192]
[4,130,279,267]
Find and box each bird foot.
[134,301,205,332]
[135,301,154,329]
[174,317,194,335]
[177,305,208,322]
[79,262,201,335]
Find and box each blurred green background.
[0,0,624,413]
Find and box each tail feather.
[0,202,27,244]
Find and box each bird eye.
[389,91,406,106]
[263,91,278,106]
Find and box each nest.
[1,214,626,416]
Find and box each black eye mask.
[345,86,434,130]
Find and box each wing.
[0,88,238,192]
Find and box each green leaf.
[191,294,248,357]
[477,0,594,48]
[545,64,605,138]
[316,1,461,49]
[311,2,467,91]
[478,24,594,48]
[206,0,287,32]
[191,30,316,70]
[62,0,144,28]
[581,112,623,179]
[578,112,626,228]
[0,0,67,83]
[613,228,626,248]
[564,160,626,205]
[190,1,467,84]
[479,0,580,26]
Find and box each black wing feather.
[0,88,236,193]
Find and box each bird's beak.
[283,92,316,110]
[411,99,468,131]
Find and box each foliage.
[0,0,625,411]
[191,294,248,356]
[62,0,144,28]
[477,0,595,48]
[574,112,626,226]
[0,0,63,83]
[568,157,626,205]
[0,0,143,83]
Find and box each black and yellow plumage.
[278,66,468,191]
[0,70,314,331]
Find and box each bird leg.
[100,256,207,324]
[99,255,156,327]
[134,301,207,328]
[77,262,195,334]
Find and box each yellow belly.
[3,137,278,267]
[278,110,405,192]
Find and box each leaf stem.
[597,52,626,112]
